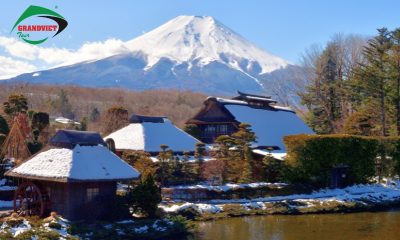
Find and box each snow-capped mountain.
[5,15,304,106]
[125,16,289,74]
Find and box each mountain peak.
[126,15,289,73]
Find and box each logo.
[11,5,68,45]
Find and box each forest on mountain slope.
[0,84,206,131]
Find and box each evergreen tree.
[353,28,392,136]
[182,151,196,184]
[0,115,9,135]
[122,150,156,180]
[89,107,100,122]
[389,28,400,135]
[53,89,75,119]
[79,117,88,131]
[156,144,172,186]
[3,94,28,118]
[231,123,257,183]
[31,112,50,133]
[129,175,161,218]
[169,150,183,184]
[262,155,283,182]
[183,124,201,139]
[213,135,236,182]
[194,142,206,181]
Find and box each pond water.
[191,210,400,240]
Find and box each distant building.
[104,114,200,156]
[186,91,314,155]
[54,117,80,126]
[6,130,139,220]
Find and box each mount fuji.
[4,16,305,106]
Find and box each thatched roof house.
[187,92,314,154]
[6,130,139,220]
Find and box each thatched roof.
[6,144,140,182]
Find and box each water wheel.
[13,182,49,217]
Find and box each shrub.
[283,134,379,187]
[48,221,62,230]
[0,230,13,239]
[222,204,246,217]
[0,115,9,135]
[128,175,162,218]
[31,112,50,132]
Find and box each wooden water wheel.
[13,182,50,217]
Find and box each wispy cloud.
[0,55,37,79]
[0,36,131,78]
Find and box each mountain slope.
[5,15,301,104]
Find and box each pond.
[191,210,400,240]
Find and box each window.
[218,125,228,135]
[204,125,216,135]
[86,188,99,202]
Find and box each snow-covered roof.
[252,149,287,161]
[225,104,313,152]
[55,117,80,125]
[213,97,313,152]
[50,130,106,148]
[6,145,140,182]
[104,118,199,152]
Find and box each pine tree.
[389,28,400,135]
[354,28,392,136]
[129,175,161,218]
[231,123,257,183]
[3,94,28,118]
[182,151,196,184]
[122,150,157,180]
[156,144,171,186]
[53,89,75,119]
[89,107,100,122]
[183,124,201,139]
[31,112,50,132]
[194,142,206,181]
[213,135,235,182]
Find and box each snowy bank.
[169,182,288,192]
[160,180,400,217]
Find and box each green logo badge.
[11,5,68,45]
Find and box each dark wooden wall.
[39,181,117,220]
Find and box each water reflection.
[190,210,400,240]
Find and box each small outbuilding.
[5,130,140,220]
[104,114,200,156]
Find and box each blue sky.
[0,0,399,78]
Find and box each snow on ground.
[169,182,287,192]
[10,145,140,181]
[1,219,31,237]
[160,180,400,214]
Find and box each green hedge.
[282,134,397,187]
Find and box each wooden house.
[187,91,314,155]
[5,130,140,220]
[104,114,200,156]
